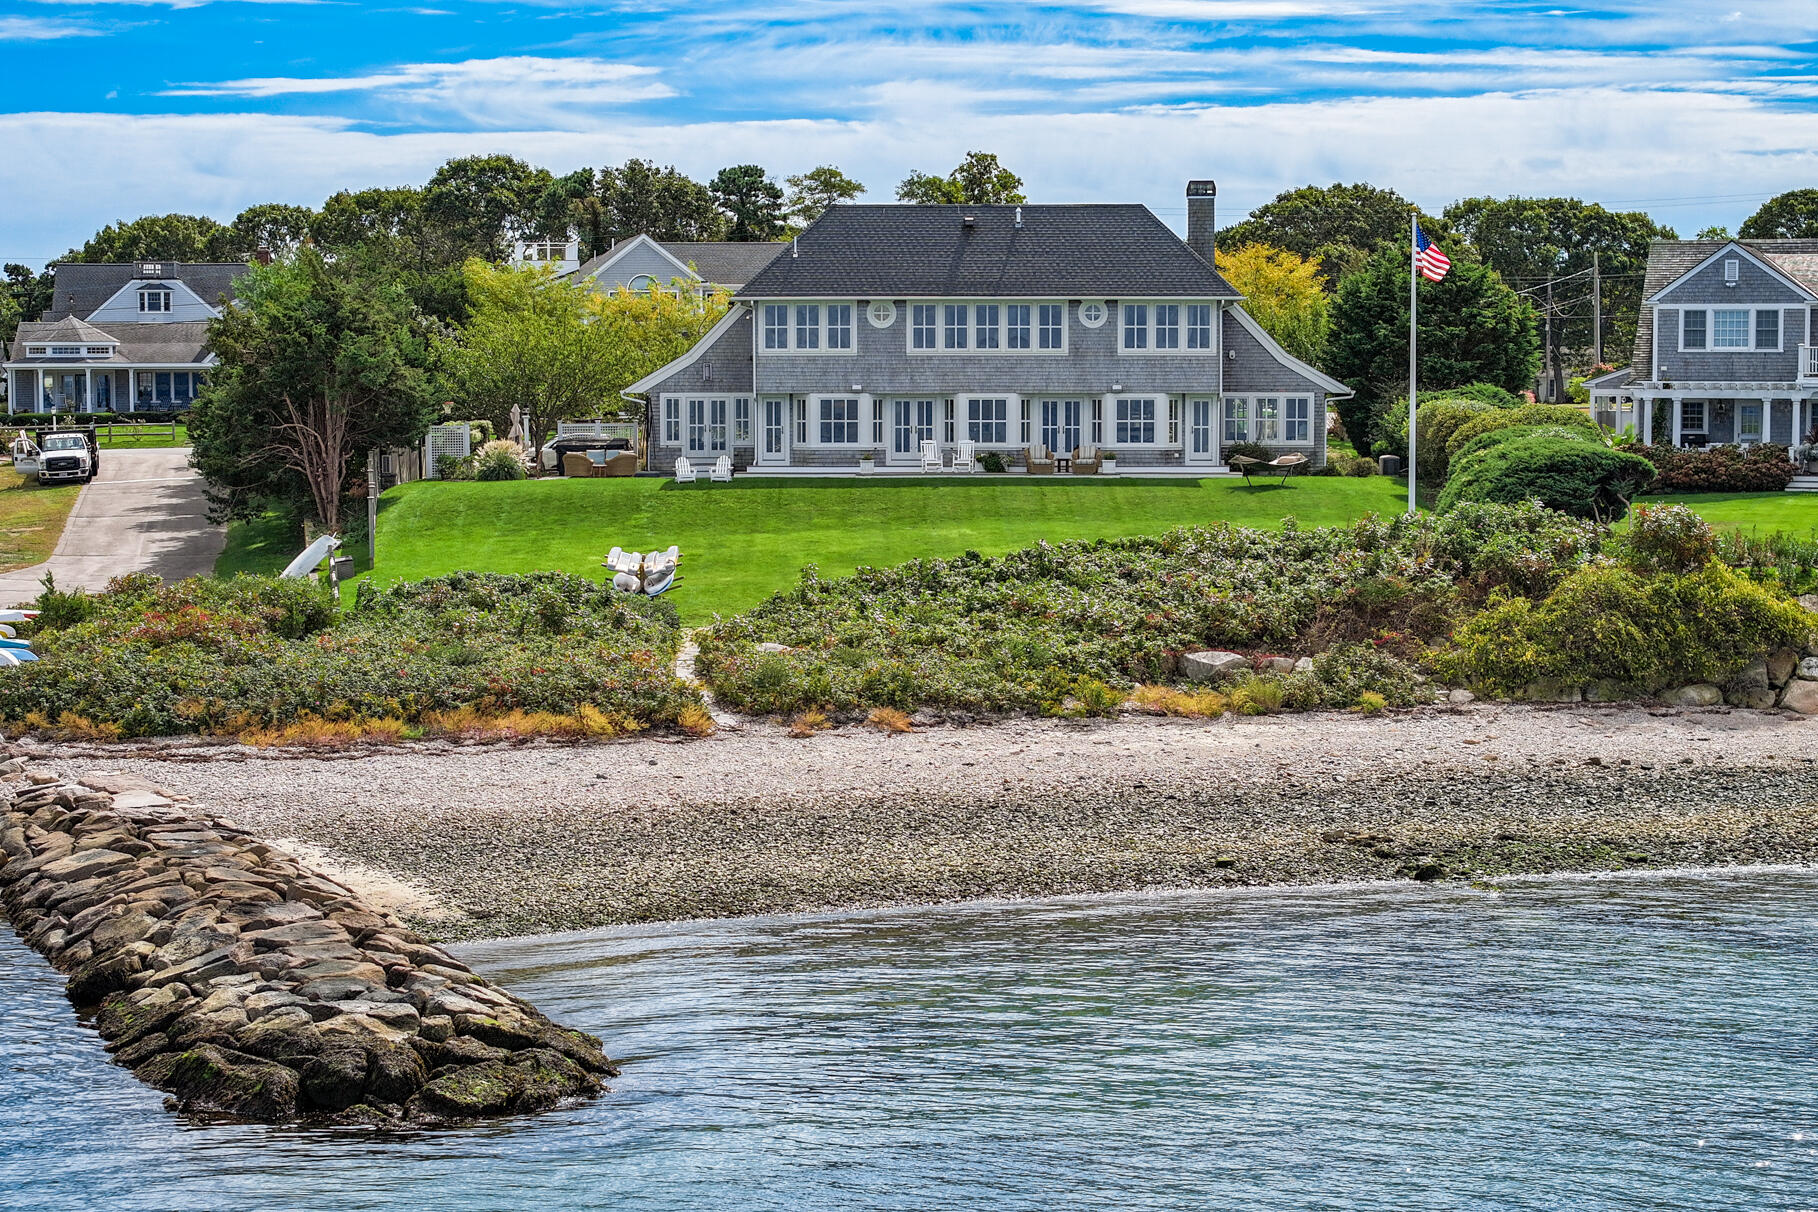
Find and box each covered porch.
[1591,383,1813,452]
[3,364,205,414]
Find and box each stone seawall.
[0,759,618,1125]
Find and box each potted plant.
[858,449,877,474]
[1102,449,1118,475]
[1798,429,1818,475]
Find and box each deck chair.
[1026,443,1056,475]
[1071,445,1101,475]
[674,456,697,483]
[710,455,733,482]
[1229,452,1308,485]
[953,440,977,473]
[561,451,593,478]
[919,439,943,473]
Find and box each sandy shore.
[19,702,1817,941]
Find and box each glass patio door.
[892,399,935,462]
[1187,397,1215,463]
[760,397,788,464]
[1039,399,1082,455]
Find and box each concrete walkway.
[0,447,226,605]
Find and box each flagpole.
[1407,212,1418,515]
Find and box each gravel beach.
[18,703,1817,941]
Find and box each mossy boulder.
[96,992,188,1048]
[300,1046,371,1113]
[411,1060,526,1119]
[160,1045,302,1120]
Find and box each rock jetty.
[0,759,617,1125]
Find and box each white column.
[1671,399,1683,447]
[85,368,93,414]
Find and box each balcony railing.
[1802,344,1818,384]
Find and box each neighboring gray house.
[568,234,784,296]
[4,261,246,413]
[1586,239,1818,448]
[626,182,1349,473]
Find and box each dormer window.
[50,346,82,357]
[139,288,172,313]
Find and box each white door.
[892,399,935,463]
[759,397,789,465]
[1186,397,1216,464]
[1040,399,1083,456]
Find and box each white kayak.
[0,610,39,623]
[280,534,341,579]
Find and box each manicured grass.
[0,468,82,572]
[215,511,302,579]
[96,426,188,449]
[362,474,1413,623]
[1637,491,1818,535]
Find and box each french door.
[759,397,788,464]
[1038,399,1082,455]
[1186,397,1216,464]
[892,399,936,462]
[685,398,729,455]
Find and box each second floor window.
[1188,305,1213,350]
[1681,309,1707,350]
[975,304,1000,349]
[1123,304,1148,349]
[1154,304,1180,349]
[1039,304,1063,349]
[764,305,788,349]
[1756,309,1780,349]
[944,304,968,349]
[1711,308,1749,348]
[796,305,821,350]
[1006,305,1030,349]
[913,304,937,349]
[826,304,852,350]
[139,288,171,313]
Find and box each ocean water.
[2,870,1815,1211]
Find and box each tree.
[231,203,317,257]
[1442,196,1672,374]
[1696,225,1731,240]
[189,250,435,531]
[1218,183,1449,283]
[593,160,727,250]
[2,264,53,350]
[710,164,786,241]
[1739,189,1818,239]
[1214,244,1330,366]
[1326,244,1540,452]
[423,154,555,262]
[443,260,729,454]
[897,152,1026,205]
[64,213,241,263]
[785,166,864,229]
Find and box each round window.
[868,300,897,328]
[629,274,656,292]
[1079,301,1108,328]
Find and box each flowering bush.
[1620,443,1794,493]
[1619,504,1717,574]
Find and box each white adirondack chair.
[710,455,733,482]
[919,439,943,473]
[953,440,977,473]
[674,456,697,483]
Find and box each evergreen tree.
[710,164,787,241]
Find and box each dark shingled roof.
[46,263,247,321]
[10,320,213,365]
[1630,239,1818,381]
[737,204,1238,299]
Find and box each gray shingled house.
[4,261,246,413]
[625,182,1349,473]
[1585,239,1818,448]
[568,235,784,296]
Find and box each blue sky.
[1,1,1815,265]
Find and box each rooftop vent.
[1015,207,1023,229]
[962,215,977,228]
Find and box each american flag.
[1415,224,1451,282]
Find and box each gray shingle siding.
[583,243,692,292]
[1654,306,1802,382]
[1655,255,1806,306]
[642,310,755,460]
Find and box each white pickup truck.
[11,429,99,484]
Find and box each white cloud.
[0,15,106,38]
[2,86,1813,265]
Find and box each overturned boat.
[603,545,681,597]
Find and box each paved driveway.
[0,447,226,605]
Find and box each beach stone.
[1292,657,1315,674]
[96,991,189,1047]
[411,1034,509,1070]
[1799,657,1818,681]
[65,952,141,1005]
[1662,684,1723,707]
[235,1011,325,1064]
[113,1032,173,1070]
[1261,656,1298,674]
[364,1040,428,1105]
[1519,680,1581,704]
[1447,688,1476,705]
[508,1048,599,1112]
[1779,679,1818,714]
[411,1061,525,1119]
[88,910,160,952]
[162,1045,301,1120]
[1180,650,1248,683]
[419,1015,455,1043]
[1724,661,1775,709]
[1798,593,1818,614]
[1767,648,1801,687]
[1585,680,1640,704]
[455,1013,544,1052]
[535,1026,617,1075]
[300,1046,371,1113]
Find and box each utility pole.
[1592,252,1603,368]
[1544,274,1555,402]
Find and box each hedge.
[1436,433,1656,521]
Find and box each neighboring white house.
[4,261,247,413]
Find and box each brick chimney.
[1186,180,1216,265]
[252,246,274,266]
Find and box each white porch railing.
[1800,344,1818,386]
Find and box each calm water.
[3,871,1816,1210]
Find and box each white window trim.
[1678,306,1785,353]
[959,394,1019,447]
[1118,299,1226,356]
[1218,394,1318,447]
[1110,395,1163,446]
[905,300,1068,355]
[1680,400,1708,432]
[755,300,858,356]
[138,288,172,313]
[807,393,870,447]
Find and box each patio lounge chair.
[674,456,697,483]
[598,450,637,476]
[1071,445,1101,475]
[920,440,943,473]
[1229,452,1309,485]
[953,440,977,473]
[710,455,733,482]
[1026,443,1056,475]
[562,451,594,478]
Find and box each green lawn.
[357,474,1411,622]
[96,426,188,449]
[215,511,303,579]
[1637,492,1818,535]
[0,468,82,572]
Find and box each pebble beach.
[20,703,1817,941]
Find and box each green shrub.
[1436,563,1813,695]
[1309,642,1423,707]
[1437,434,1656,521]
[1716,528,1818,594]
[1333,454,1378,477]
[29,573,94,633]
[979,451,1009,473]
[1225,441,1271,464]
[1449,424,1606,470]
[1445,404,1601,463]
[473,440,528,482]
[1428,382,1523,409]
[436,453,476,481]
[1621,442,1794,493]
[1619,504,1717,575]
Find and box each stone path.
[0,448,225,605]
